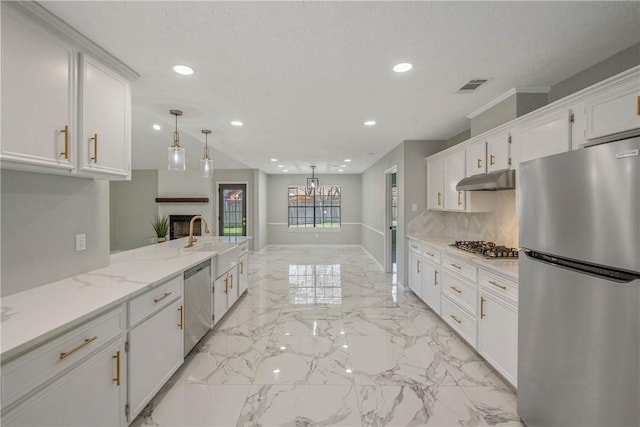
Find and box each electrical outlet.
[412,203,418,212]
[76,233,86,251]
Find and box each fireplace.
[169,215,201,240]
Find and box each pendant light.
[168,109,186,171]
[306,165,319,193]
[200,129,213,178]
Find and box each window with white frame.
[287,185,341,228]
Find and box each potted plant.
[151,215,169,243]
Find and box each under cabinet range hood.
[456,169,516,191]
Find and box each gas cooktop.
[450,240,519,259]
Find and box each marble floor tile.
[173,335,268,385]
[237,384,363,426]
[252,334,353,385]
[272,311,346,337]
[133,384,251,427]
[343,311,422,337]
[461,387,524,426]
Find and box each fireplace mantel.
[155,198,209,203]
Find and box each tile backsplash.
[408,190,519,248]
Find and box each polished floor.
[133,246,523,427]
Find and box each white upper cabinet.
[585,78,640,141]
[517,109,572,165]
[1,6,76,173]
[427,156,444,211]
[0,2,136,180]
[486,131,511,172]
[465,139,486,176]
[443,149,466,211]
[79,55,131,179]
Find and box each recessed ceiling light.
[338,169,344,172]
[364,120,376,126]
[273,369,280,374]
[230,121,243,126]
[277,165,283,168]
[173,64,194,75]
[283,169,289,172]
[393,62,412,73]
[152,124,161,131]
[340,164,347,168]
[270,158,278,162]
[344,159,351,162]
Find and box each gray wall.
[548,42,640,103]
[443,129,471,149]
[267,173,362,245]
[110,170,158,252]
[213,169,256,251]
[471,93,547,137]
[1,170,110,296]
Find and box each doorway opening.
[385,166,398,277]
[218,183,247,236]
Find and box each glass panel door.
[218,184,247,236]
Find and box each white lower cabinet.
[213,265,238,325]
[421,261,441,315]
[441,295,477,347]
[238,251,249,296]
[127,278,184,422]
[478,287,518,386]
[3,339,126,427]
[408,250,423,300]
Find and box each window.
[288,185,341,228]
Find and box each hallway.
[133,246,521,426]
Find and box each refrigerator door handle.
[523,249,640,283]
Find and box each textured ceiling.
[41,1,640,174]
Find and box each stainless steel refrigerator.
[518,136,640,427]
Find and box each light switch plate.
[76,233,86,251]
[411,203,418,212]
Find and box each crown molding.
[467,87,550,119]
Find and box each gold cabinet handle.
[637,95,640,116]
[90,133,98,163]
[230,273,233,289]
[437,192,441,206]
[489,154,495,165]
[178,305,183,329]
[434,270,438,285]
[417,260,420,274]
[450,263,462,270]
[153,292,172,303]
[450,314,462,324]
[59,125,69,159]
[113,351,121,385]
[240,261,244,274]
[59,336,97,359]
[488,280,507,290]
[480,297,486,319]
[224,277,228,294]
[477,158,482,169]
[425,252,434,257]
[450,286,462,294]
[457,191,462,206]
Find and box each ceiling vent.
[457,79,489,93]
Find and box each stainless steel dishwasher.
[183,260,212,356]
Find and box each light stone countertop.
[0,236,249,362]
[407,234,519,280]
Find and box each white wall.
[254,169,268,251]
[267,173,362,245]
[1,170,110,296]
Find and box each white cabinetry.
[408,249,423,300]
[1,5,76,174]
[440,254,478,348]
[466,140,486,176]
[421,260,441,315]
[585,78,640,141]
[517,109,572,165]
[1,307,126,427]
[127,276,184,421]
[427,156,444,210]
[477,269,518,386]
[238,248,249,296]
[408,240,441,314]
[0,2,136,180]
[486,131,511,172]
[79,54,131,178]
[443,149,466,211]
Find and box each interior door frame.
[216,182,249,236]
[384,165,398,273]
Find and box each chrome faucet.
[185,215,210,248]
